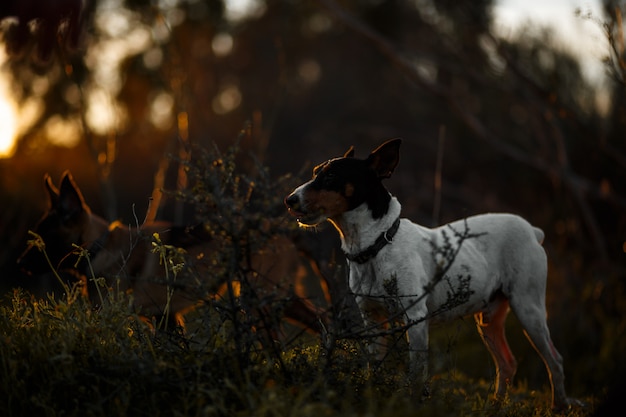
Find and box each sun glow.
[0,94,17,158]
[0,50,18,158]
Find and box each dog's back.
[411,213,548,323]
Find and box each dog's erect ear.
[343,146,355,158]
[44,173,60,208]
[58,171,89,219]
[366,138,401,179]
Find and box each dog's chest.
[346,223,425,299]
[347,225,500,321]
[348,262,383,297]
[347,245,422,302]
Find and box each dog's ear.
[44,173,60,208]
[343,146,355,158]
[58,172,89,220]
[366,138,401,179]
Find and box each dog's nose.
[284,193,299,209]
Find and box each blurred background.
[0,0,624,404]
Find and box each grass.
[0,286,595,417]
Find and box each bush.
[0,287,593,416]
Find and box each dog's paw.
[404,379,430,403]
[552,397,587,413]
[415,381,431,402]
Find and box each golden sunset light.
[0,96,17,158]
[0,50,17,158]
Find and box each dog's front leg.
[357,297,389,365]
[406,318,430,398]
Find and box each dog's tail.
[533,227,545,245]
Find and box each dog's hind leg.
[510,299,569,410]
[475,296,517,399]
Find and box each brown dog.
[20,171,328,335]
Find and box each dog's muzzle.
[284,192,323,226]
[284,193,302,215]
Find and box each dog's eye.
[323,172,336,186]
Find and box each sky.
[0,0,610,158]
[493,0,607,82]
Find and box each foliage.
[168,131,311,353]
[178,125,299,242]
[0,287,595,417]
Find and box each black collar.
[343,216,401,264]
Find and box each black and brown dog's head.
[18,171,91,274]
[285,138,401,226]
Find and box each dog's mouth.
[286,207,325,227]
[285,192,327,226]
[286,206,306,219]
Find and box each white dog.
[285,138,578,410]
